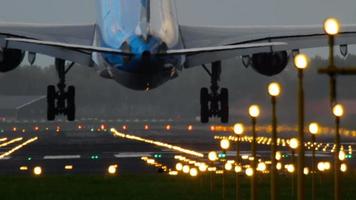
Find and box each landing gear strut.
[47,59,76,121]
[200,61,229,124]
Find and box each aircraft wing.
[0,23,98,66]
[179,25,356,68]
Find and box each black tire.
[200,88,209,123]
[220,88,229,123]
[67,86,76,121]
[47,85,56,121]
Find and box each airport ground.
[0,119,355,199]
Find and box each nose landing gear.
[47,59,76,121]
[200,61,229,124]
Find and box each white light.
[304,167,310,175]
[276,162,282,170]
[287,164,295,173]
[176,163,183,171]
[257,162,267,171]
[208,151,218,161]
[189,168,198,177]
[339,151,346,161]
[183,165,190,174]
[108,165,117,175]
[324,18,340,35]
[199,163,208,172]
[245,168,254,176]
[249,105,260,118]
[333,104,344,117]
[268,82,281,97]
[225,162,233,171]
[235,165,242,173]
[317,162,325,171]
[275,151,282,161]
[220,139,230,150]
[294,54,309,69]
[289,138,299,149]
[340,163,347,172]
[33,166,42,176]
[309,122,320,135]
[233,123,244,135]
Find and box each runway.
[0,119,354,175]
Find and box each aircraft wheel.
[47,85,56,121]
[67,86,76,121]
[200,88,210,123]
[220,88,229,124]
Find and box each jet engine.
[0,49,25,72]
[251,51,289,76]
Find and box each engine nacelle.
[251,51,289,76]
[0,49,25,73]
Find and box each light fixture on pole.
[324,17,341,106]
[220,139,230,200]
[248,105,260,200]
[289,138,299,199]
[208,151,218,192]
[294,53,309,200]
[332,104,344,200]
[233,123,244,200]
[309,122,320,200]
[268,82,281,200]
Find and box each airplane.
[0,0,356,123]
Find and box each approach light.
[189,168,198,177]
[225,162,233,171]
[339,150,346,161]
[220,139,230,150]
[294,54,309,69]
[257,162,267,171]
[176,163,183,171]
[324,18,340,35]
[275,151,282,161]
[249,105,260,118]
[289,138,299,150]
[108,165,118,175]
[208,151,218,162]
[309,122,320,135]
[268,82,281,97]
[287,164,295,173]
[33,166,42,176]
[245,168,254,177]
[340,163,347,172]
[233,123,244,135]
[182,165,190,174]
[235,165,242,173]
[333,104,344,117]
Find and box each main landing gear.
[47,59,76,121]
[200,61,229,124]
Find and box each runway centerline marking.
[43,155,81,160]
[0,137,38,159]
[111,128,204,158]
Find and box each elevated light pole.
[220,139,230,200]
[332,104,344,200]
[208,151,218,192]
[233,123,244,200]
[248,105,260,200]
[268,82,281,200]
[294,53,309,200]
[289,138,299,199]
[308,122,320,200]
[323,18,341,107]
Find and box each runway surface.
[0,119,355,175]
